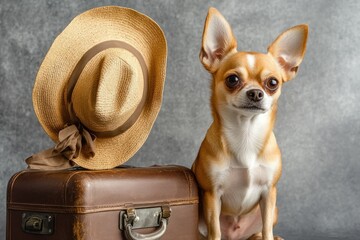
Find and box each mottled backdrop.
[1,0,359,239]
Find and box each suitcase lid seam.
[7,198,199,213]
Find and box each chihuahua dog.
[192,7,308,240]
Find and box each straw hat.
[26,6,167,170]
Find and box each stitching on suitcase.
[8,167,200,213]
[8,170,26,203]
[182,168,193,199]
[64,171,85,204]
[8,198,199,213]
[154,166,195,199]
[189,170,195,198]
[8,209,12,239]
[7,170,27,240]
[168,165,194,199]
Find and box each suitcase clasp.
[22,212,54,235]
[119,205,171,240]
[25,216,43,231]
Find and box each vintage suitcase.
[7,165,199,240]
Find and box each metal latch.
[22,212,54,235]
[119,206,171,240]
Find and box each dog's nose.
[246,89,264,102]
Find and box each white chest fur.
[222,111,269,168]
[219,111,276,215]
[221,164,274,215]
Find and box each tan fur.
[192,7,308,240]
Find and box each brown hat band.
[66,40,149,138]
[26,40,149,170]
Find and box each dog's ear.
[200,7,237,73]
[268,25,308,82]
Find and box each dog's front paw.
[274,236,284,240]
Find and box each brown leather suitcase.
[6,165,199,240]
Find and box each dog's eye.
[225,75,240,89]
[265,77,279,91]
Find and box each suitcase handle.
[120,206,171,240]
[125,218,167,240]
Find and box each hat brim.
[33,6,167,169]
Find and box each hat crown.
[72,48,144,133]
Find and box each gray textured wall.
[1,0,360,239]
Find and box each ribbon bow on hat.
[26,125,95,170]
[26,6,167,170]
